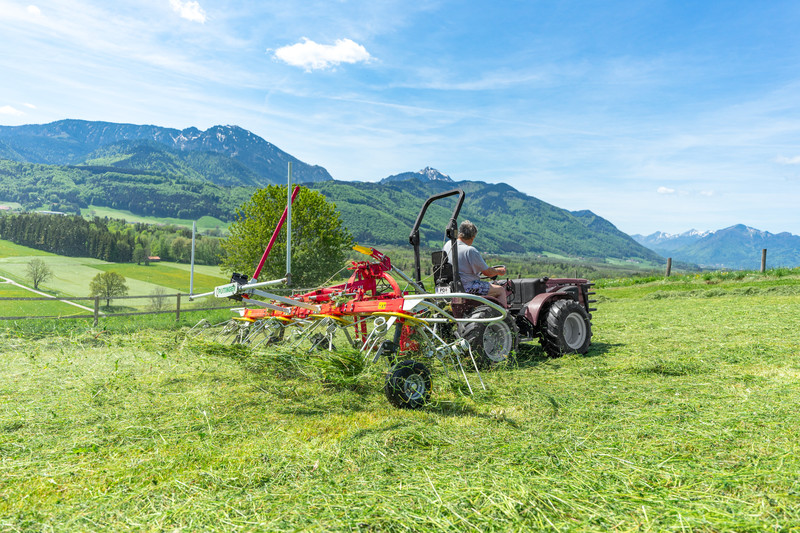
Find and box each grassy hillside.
[0,158,252,220]
[0,239,228,314]
[1,271,799,530]
[79,205,229,233]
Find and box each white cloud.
[657,186,676,194]
[23,103,36,109]
[169,0,206,23]
[776,155,800,165]
[27,5,41,16]
[273,38,371,72]
[699,190,714,197]
[0,105,24,116]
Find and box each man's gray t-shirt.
[442,240,488,286]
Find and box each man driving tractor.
[443,220,508,308]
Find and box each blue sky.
[1,0,799,236]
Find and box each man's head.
[458,220,478,241]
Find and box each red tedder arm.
[252,185,300,281]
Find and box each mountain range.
[633,227,800,269]
[0,120,331,185]
[1,119,797,269]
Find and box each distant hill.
[0,120,663,264]
[0,119,332,185]
[380,167,455,184]
[81,140,265,188]
[0,157,253,220]
[310,177,662,263]
[633,226,800,269]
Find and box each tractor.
[410,188,596,366]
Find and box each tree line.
[0,213,222,265]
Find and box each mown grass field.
[1,271,799,531]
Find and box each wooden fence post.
[93,296,100,326]
[665,257,672,277]
[761,249,767,273]
[175,293,181,321]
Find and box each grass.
[0,239,229,316]
[0,239,53,257]
[80,205,229,233]
[90,262,228,293]
[0,281,86,317]
[2,273,800,530]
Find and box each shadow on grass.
[513,340,619,365]
[583,342,620,357]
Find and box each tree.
[132,244,147,265]
[148,286,169,311]
[221,186,353,288]
[26,258,52,290]
[89,271,129,307]
[171,236,191,263]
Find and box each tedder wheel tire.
[541,299,592,357]
[457,305,519,368]
[384,360,431,409]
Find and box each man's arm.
[481,265,506,278]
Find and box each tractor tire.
[540,299,592,357]
[384,360,431,409]
[457,305,519,368]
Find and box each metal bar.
[246,289,318,310]
[190,220,196,295]
[390,265,426,294]
[0,305,251,321]
[252,185,300,281]
[402,292,507,319]
[408,188,465,283]
[286,161,293,286]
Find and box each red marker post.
[252,185,300,281]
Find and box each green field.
[0,281,88,317]
[1,272,799,530]
[0,239,229,315]
[80,205,229,233]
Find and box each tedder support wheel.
[541,299,592,357]
[385,360,431,409]
[457,305,519,368]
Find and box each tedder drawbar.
[190,171,596,409]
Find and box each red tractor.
[410,189,596,365]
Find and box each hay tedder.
[191,185,596,409]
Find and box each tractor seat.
[431,250,453,286]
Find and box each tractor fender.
[524,292,573,326]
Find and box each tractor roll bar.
[408,188,465,287]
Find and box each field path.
[0,275,99,313]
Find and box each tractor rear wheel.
[540,299,591,357]
[384,360,431,409]
[457,305,519,368]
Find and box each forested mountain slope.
[309,179,662,263]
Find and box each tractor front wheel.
[540,299,591,357]
[384,360,431,409]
